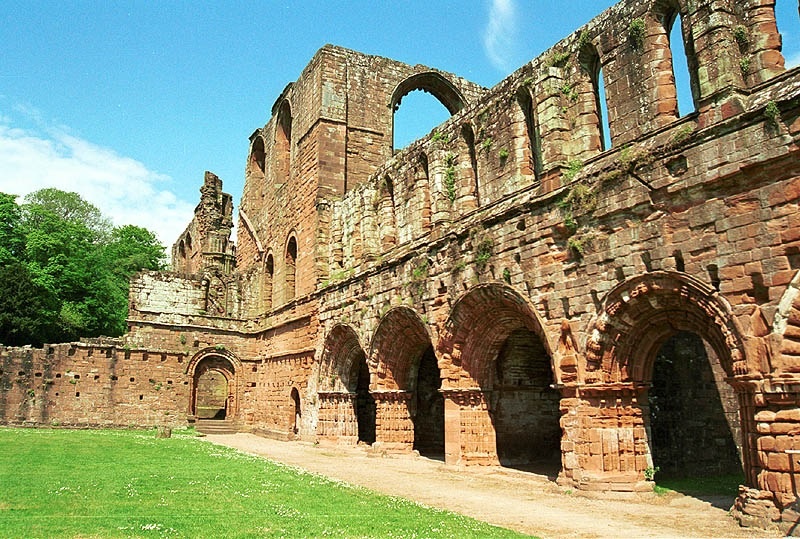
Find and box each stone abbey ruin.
[3,0,800,530]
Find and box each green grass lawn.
[654,473,744,497]
[0,427,527,538]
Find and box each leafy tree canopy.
[0,192,25,265]
[0,189,167,346]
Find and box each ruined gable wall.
[171,171,235,275]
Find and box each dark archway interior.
[493,328,561,472]
[355,353,376,444]
[648,331,742,478]
[413,345,444,458]
[195,369,229,419]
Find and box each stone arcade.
[2,0,800,531]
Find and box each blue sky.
[1,1,798,246]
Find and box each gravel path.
[205,433,781,539]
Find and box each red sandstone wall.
[0,342,190,428]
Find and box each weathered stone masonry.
[2,0,800,531]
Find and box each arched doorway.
[370,307,444,458]
[439,284,561,472]
[412,345,444,456]
[351,350,376,444]
[190,353,238,421]
[586,272,747,488]
[317,325,375,444]
[493,328,561,470]
[648,332,741,478]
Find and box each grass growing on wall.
[0,428,526,538]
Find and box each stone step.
[196,419,237,435]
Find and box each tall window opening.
[285,236,297,301]
[776,0,800,68]
[666,12,696,116]
[596,66,611,150]
[515,89,542,180]
[276,101,292,185]
[250,135,266,177]
[263,253,274,312]
[379,176,396,250]
[579,44,610,153]
[461,124,480,204]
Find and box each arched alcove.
[439,284,560,472]
[190,353,238,421]
[370,307,443,458]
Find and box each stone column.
[316,392,358,444]
[732,376,800,533]
[557,384,652,492]
[441,388,498,466]
[372,390,413,452]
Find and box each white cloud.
[0,114,194,249]
[483,0,519,72]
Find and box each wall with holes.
[0,341,190,427]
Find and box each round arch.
[318,323,375,445]
[319,324,367,393]
[438,283,561,469]
[249,132,266,176]
[187,348,242,420]
[390,72,467,115]
[369,306,435,391]
[438,283,555,389]
[370,306,443,456]
[585,271,747,383]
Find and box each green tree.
[23,188,111,241]
[0,188,168,345]
[94,225,166,335]
[104,225,167,276]
[0,261,60,347]
[0,193,25,265]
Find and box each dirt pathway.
[205,433,780,539]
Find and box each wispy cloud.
[483,0,519,72]
[0,109,193,248]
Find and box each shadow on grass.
[654,473,744,510]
